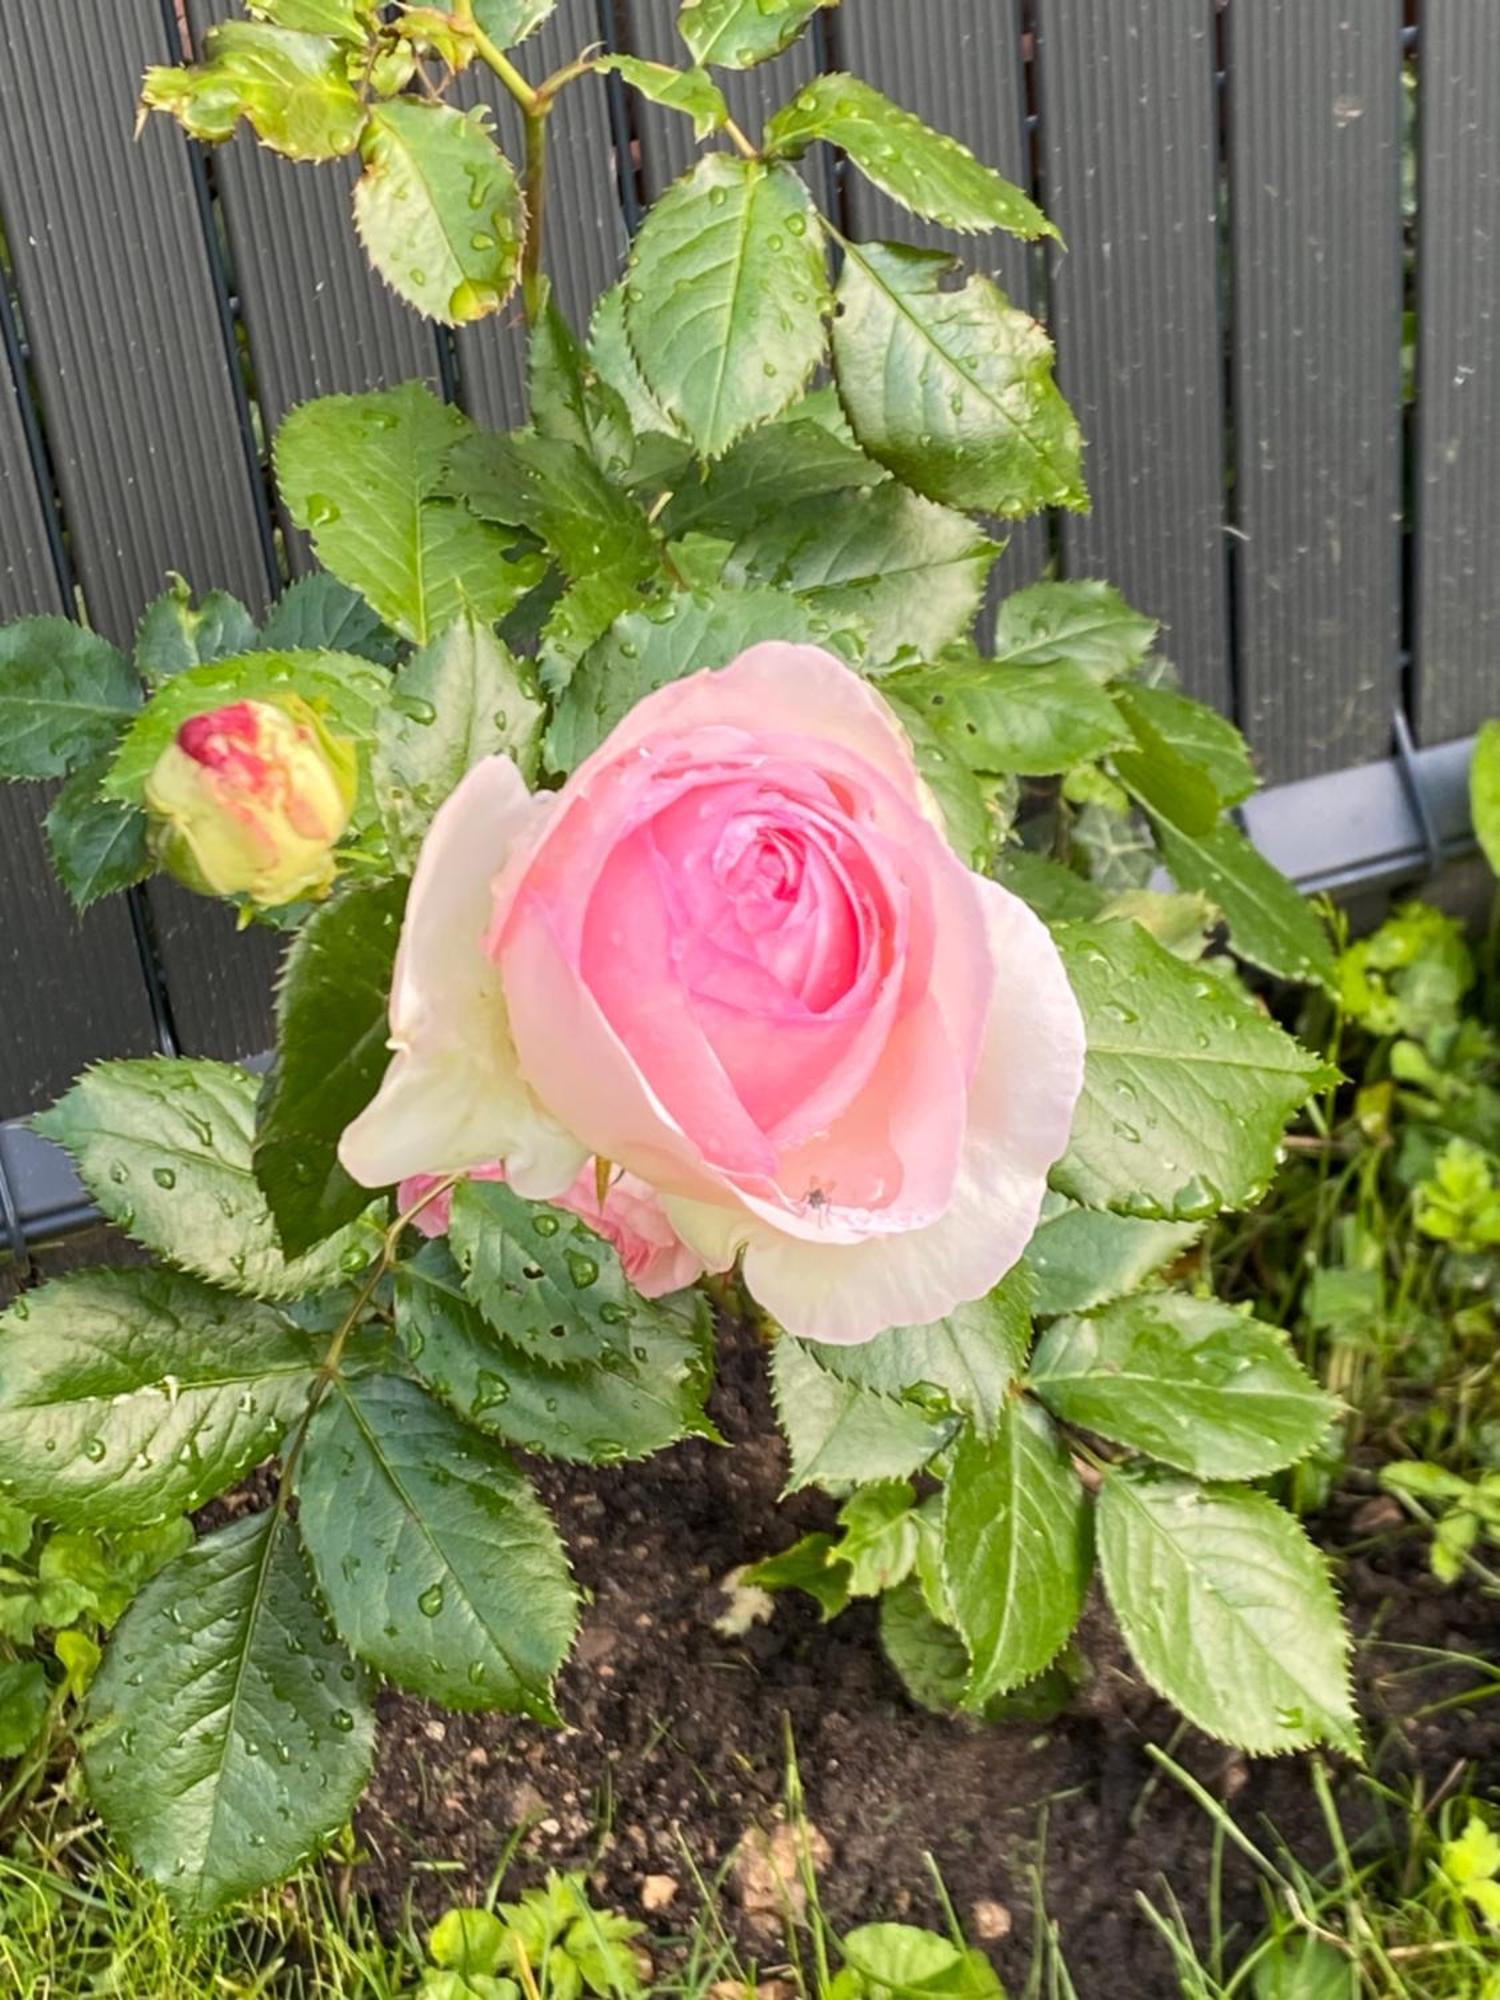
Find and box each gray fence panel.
[625,1,819,204]
[0,342,158,1117]
[1228,0,1404,782]
[0,1,282,1065]
[1414,2,1500,745]
[1037,0,1230,711]
[455,0,628,428]
[837,0,1046,599]
[185,0,444,573]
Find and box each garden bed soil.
[354,1319,1500,1998]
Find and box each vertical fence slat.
[0,339,157,1116]
[0,1,283,1067]
[1414,2,1500,744]
[185,0,444,573]
[1036,0,1229,710]
[456,0,629,428]
[836,0,1046,599]
[625,2,819,203]
[1228,0,1403,782]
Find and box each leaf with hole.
[397,1240,716,1463]
[1096,1466,1358,1755]
[0,1268,318,1529]
[1030,1293,1337,1480]
[35,1059,380,1300]
[768,74,1052,239]
[296,1372,576,1717]
[833,241,1085,518]
[276,383,545,644]
[83,1510,374,1915]
[1051,921,1331,1219]
[354,101,524,325]
[374,612,544,867]
[624,155,830,460]
[942,1403,1091,1704]
[0,620,139,780]
[253,878,407,1259]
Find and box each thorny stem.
[521,98,554,319]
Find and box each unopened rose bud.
[144,695,356,907]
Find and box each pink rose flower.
[342,645,1085,1343]
[398,1163,706,1299]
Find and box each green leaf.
[1152,815,1336,990]
[1111,684,1222,835]
[1023,1198,1199,1318]
[885,655,1129,776]
[253,878,406,1259]
[879,1579,970,1716]
[35,1059,378,1300]
[0,619,139,779]
[837,1481,919,1597]
[841,1925,1004,2000]
[398,1240,716,1463]
[0,1660,49,1760]
[1121,683,1255,806]
[1472,721,1500,876]
[474,0,558,47]
[624,155,830,460]
[832,241,1085,518]
[1052,921,1331,1219]
[297,1372,576,1717]
[84,1511,375,1916]
[354,101,524,326]
[530,285,634,478]
[246,0,373,37]
[1096,1466,1358,1755]
[797,1276,1031,1439]
[102,649,389,805]
[446,431,663,661]
[941,1403,1091,1704]
[546,584,843,773]
[771,1335,954,1493]
[678,0,829,67]
[449,1180,692,1374]
[133,579,259,687]
[45,763,150,912]
[1251,1937,1355,2000]
[725,482,996,664]
[260,574,399,665]
[742,1532,852,1620]
[1030,1293,1336,1480]
[767,75,1051,240]
[587,285,688,447]
[888,696,997,870]
[1099,887,1217,960]
[992,581,1158,680]
[596,56,728,138]
[0,1269,318,1529]
[375,613,543,869]
[141,22,366,161]
[994,849,1106,925]
[275,383,545,644]
[664,417,885,544]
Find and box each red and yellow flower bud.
[144,695,356,907]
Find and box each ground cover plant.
[0,0,1369,1935]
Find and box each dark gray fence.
[0,1,1485,1128]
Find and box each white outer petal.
[339,757,587,1196]
[667,879,1086,1343]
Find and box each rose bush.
[342,645,1085,1343]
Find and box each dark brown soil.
[354,1322,1500,1999]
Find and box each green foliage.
[1470,719,1500,876]
[992,580,1159,678]
[770,1335,955,1492]
[253,876,408,1257]
[838,1922,1006,2000]
[83,1511,374,1915]
[1029,1293,1336,1481]
[677,0,832,69]
[35,1058,379,1299]
[0,620,139,780]
[133,577,259,686]
[1022,1198,1200,1318]
[141,20,366,160]
[623,155,830,460]
[475,0,560,47]
[595,56,728,138]
[259,573,399,662]
[885,653,1129,776]
[1096,1467,1358,1756]
[832,242,1085,517]
[44,763,151,912]
[275,383,544,642]
[355,102,524,324]
[297,1372,576,1718]
[767,75,1052,239]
